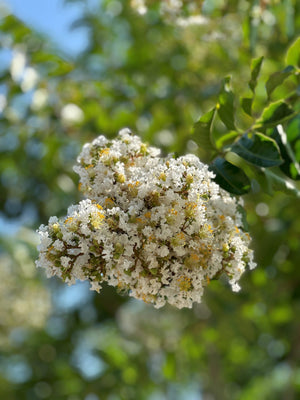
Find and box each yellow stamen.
[105,198,114,205]
[99,148,110,156]
[177,276,192,291]
[91,212,105,229]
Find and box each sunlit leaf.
[215,131,240,149]
[266,65,295,98]
[256,101,295,129]
[285,37,300,67]
[249,56,264,93]
[217,76,236,130]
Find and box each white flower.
[130,0,203,22]
[36,129,256,309]
[61,103,84,125]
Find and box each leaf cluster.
[192,38,300,197]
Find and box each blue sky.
[4,0,89,56]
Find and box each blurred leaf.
[249,56,264,93]
[285,36,300,67]
[31,52,74,76]
[210,157,251,195]
[284,0,295,38]
[162,353,176,380]
[70,17,94,30]
[193,108,216,162]
[270,305,293,324]
[241,97,253,117]
[231,132,282,167]
[265,65,295,98]
[217,76,236,130]
[256,101,295,129]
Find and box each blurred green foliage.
[0,0,300,399]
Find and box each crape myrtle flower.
[36,129,256,309]
[130,0,203,20]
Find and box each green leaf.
[231,132,282,167]
[163,353,176,379]
[215,131,240,149]
[241,97,253,116]
[286,114,300,141]
[266,65,295,98]
[31,52,74,76]
[272,124,300,180]
[210,157,251,195]
[237,204,249,231]
[249,56,264,93]
[240,56,264,116]
[193,108,216,162]
[285,37,300,67]
[217,76,236,130]
[256,101,295,129]
[263,168,300,197]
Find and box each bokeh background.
[0,0,300,399]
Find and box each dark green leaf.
[266,65,295,98]
[249,56,264,93]
[193,108,216,162]
[256,101,295,128]
[217,76,236,130]
[210,157,251,195]
[241,97,253,116]
[285,37,300,67]
[231,132,282,167]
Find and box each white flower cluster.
[36,129,256,309]
[130,0,202,19]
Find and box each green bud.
[115,172,126,183]
[114,242,124,258]
[186,174,194,184]
[140,144,148,155]
[222,243,229,253]
[150,268,158,276]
